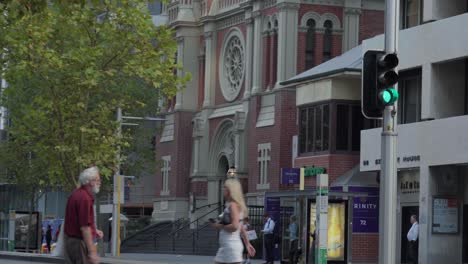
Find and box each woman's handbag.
[220,210,232,225]
[219,205,232,225]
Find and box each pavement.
[0,251,266,264]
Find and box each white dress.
[214,202,244,263]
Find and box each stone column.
[193,139,200,174]
[244,16,254,99]
[342,0,362,52]
[251,10,263,95]
[175,36,184,110]
[263,30,271,91]
[418,165,431,264]
[269,29,277,89]
[276,2,299,88]
[203,27,216,107]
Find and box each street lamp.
[226,166,237,179]
[111,108,165,257]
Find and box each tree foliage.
[0,0,187,190]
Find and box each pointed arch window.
[323,20,333,62]
[305,19,316,70]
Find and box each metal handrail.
[152,217,187,249]
[170,205,221,253]
[169,204,221,237]
[194,202,219,211]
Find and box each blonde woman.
[211,178,255,264]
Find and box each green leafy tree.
[0,0,188,192]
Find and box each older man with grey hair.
[64,166,104,264]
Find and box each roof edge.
[281,68,361,86]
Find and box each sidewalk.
[0,251,265,264]
[117,253,265,264]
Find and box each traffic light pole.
[379,0,398,263]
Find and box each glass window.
[336,104,363,151]
[323,105,329,150]
[323,20,333,62]
[305,19,316,69]
[351,105,362,151]
[307,108,314,151]
[299,104,330,153]
[299,109,308,153]
[148,1,163,15]
[336,105,349,151]
[315,106,322,150]
[401,0,422,29]
[398,69,422,124]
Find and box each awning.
[330,165,379,194]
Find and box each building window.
[299,104,330,154]
[257,143,271,188]
[323,20,333,62]
[305,19,316,70]
[398,69,422,124]
[465,58,468,115]
[401,0,423,29]
[148,1,163,15]
[160,156,171,196]
[336,104,363,151]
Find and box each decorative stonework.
[263,0,277,9]
[304,0,344,6]
[233,111,246,131]
[345,7,362,15]
[219,28,245,102]
[217,13,245,30]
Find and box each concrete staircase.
[121,219,219,256]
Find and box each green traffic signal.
[379,87,399,105]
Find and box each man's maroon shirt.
[64,186,97,239]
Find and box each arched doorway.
[207,119,236,208]
[217,156,230,207]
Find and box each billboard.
[14,211,40,250]
[309,202,346,261]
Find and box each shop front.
[263,166,379,263]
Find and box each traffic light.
[362,50,399,118]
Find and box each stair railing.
[169,204,222,252]
[152,217,187,249]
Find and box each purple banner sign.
[352,196,379,233]
[281,168,300,184]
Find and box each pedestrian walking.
[211,178,255,264]
[407,214,419,264]
[46,224,52,253]
[261,212,275,264]
[242,217,252,264]
[64,166,104,264]
[288,215,299,264]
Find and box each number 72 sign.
[352,197,379,233]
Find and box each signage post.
[316,174,328,264]
[8,210,15,252]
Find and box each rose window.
[219,31,245,102]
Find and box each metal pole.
[111,108,122,257]
[380,0,398,263]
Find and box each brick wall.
[294,154,359,187]
[154,111,195,198]
[174,111,195,196]
[262,7,278,17]
[359,10,384,43]
[191,181,207,196]
[246,90,297,193]
[352,234,379,263]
